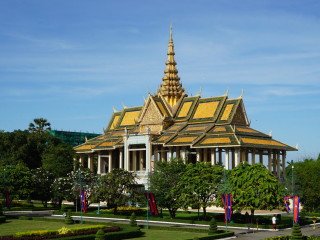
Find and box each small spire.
[112,105,117,112]
[239,89,244,98]
[122,102,127,109]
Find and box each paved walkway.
[235,224,320,239]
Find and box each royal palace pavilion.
[74,27,297,187]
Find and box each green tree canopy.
[30,167,55,207]
[229,162,285,219]
[97,168,139,214]
[179,162,224,220]
[28,118,51,134]
[149,158,186,219]
[289,157,320,212]
[0,163,32,202]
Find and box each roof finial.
[223,89,229,97]
[112,105,117,112]
[239,89,244,98]
[170,23,173,43]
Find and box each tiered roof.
[74,27,296,154]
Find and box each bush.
[65,210,74,225]
[58,227,72,234]
[208,217,218,235]
[95,229,105,240]
[100,206,146,216]
[180,231,234,240]
[130,212,137,227]
[291,224,303,240]
[14,229,58,237]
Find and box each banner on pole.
[144,192,159,215]
[284,195,300,223]
[220,194,232,222]
[2,188,10,208]
[80,190,87,213]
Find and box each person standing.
[272,215,277,231]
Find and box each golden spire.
[158,24,185,107]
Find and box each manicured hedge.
[180,231,234,240]
[143,225,209,233]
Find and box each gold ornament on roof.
[158,24,185,107]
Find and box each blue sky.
[0,0,319,162]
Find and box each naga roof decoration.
[74,26,296,154]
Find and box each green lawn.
[0,219,97,236]
[126,229,209,240]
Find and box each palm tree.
[28,118,51,134]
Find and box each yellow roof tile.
[221,103,234,121]
[173,136,197,143]
[156,101,168,117]
[178,101,193,118]
[237,127,259,133]
[242,138,285,146]
[110,115,120,130]
[193,101,219,119]
[99,142,117,147]
[201,137,231,145]
[120,110,141,126]
[213,127,226,132]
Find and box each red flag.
[294,196,300,223]
[144,192,158,215]
[80,190,87,212]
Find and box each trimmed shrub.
[291,224,303,240]
[65,209,74,225]
[208,217,218,235]
[130,212,137,227]
[95,229,106,240]
[58,227,72,234]
[14,229,58,237]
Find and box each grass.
[125,229,209,240]
[0,219,97,236]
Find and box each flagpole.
[291,163,294,227]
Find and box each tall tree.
[97,168,139,214]
[149,158,186,219]
[179,162,224,220]
[28,118,51,134]
[0,163,32,202]
[30,168,54,207]
[229,162,285,220]
[41,141,74,178]
[290,157,320,212]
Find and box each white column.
[97,154,102,174]
[203,148,208,162]
[79,155,84,167]
[119,149,123,169]
[268,151,272,171]
[259,151,263,164]
[277,152,281,178]
[252,150,255,165]
[140,150,144,170]
[108,151,112,173]
[133,151,137,171]
[211,148,216,166]
[181,147,187,163]
[234,149,240,166]
[225,149,230,170]
[176,147,181,159]
[282,151,286,179]
[196,149,201,162]
[169,147,174,161]
[88,155,93,170]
